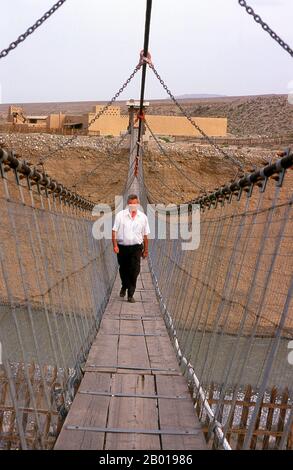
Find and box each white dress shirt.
[112,208,151,246]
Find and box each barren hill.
[0,93,291,205]
[0,132,282,206]
[0,94,292,137]
[147,94,293,137]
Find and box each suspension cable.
[71,131,130,189]
[39,64,142,165]
[144,118,206,193]
[140,146,185,200]
[90,157,137,203]
[148,64,244,172]
[238,0,293,58]
[0,0,67,60]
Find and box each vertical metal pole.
[136,0,153,177]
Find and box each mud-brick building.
[7,105,47,128]
[7,104,228,138]
[49,104,227,137]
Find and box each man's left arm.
[142,215,151,258]
[142,235,149,258]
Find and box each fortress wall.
[46,106,227,138]
[147,115,227,137]
[86,114,227,137]
[87,114,128,136]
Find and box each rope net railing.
[1,0,293,453]
[139,149,293,450]
[0,148,118,449]
[0,49,142,448]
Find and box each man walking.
[112,194,150,303]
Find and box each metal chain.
[0,0,67,60]
[140,145,185,199]
[71,131,130,189]
[86,66,141,130]
[104,129,130,155]
[39,64,142,165]
[238,0,293,58]
[149,64,244,172]
[144,118,206,192]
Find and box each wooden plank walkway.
[54,259,207,450]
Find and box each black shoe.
[120,288,126,297]
[127,296,135,303]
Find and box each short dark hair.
[127,194,138,203]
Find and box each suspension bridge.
[0,0,293,451]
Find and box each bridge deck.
[55,259,207,450]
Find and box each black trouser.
[117,243,143,297]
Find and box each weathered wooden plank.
[103,302,122,316]
[142,305,162,316]
[119,319,144,335]
[55,373,112,450]
[142,280,157,290]
[143,319,166,336]
[156,375,206,450]
[84,366,180,376]
[135,288,156,292]
[140,272,153,282]
[140,263,150,273]
[156,375,190,397]
[55,263,207,450]
[86,335,119,373]
[146,334,179,372]
[78,372,113,394]
[135,279,144,289]
[118,335,150,372]
[140,290,157,302]
[111,318,162,323]
[99,318,120,335]
[120,302,146,316]
[105,374,160,450]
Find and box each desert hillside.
[0,94,292,137]
[0,93,292,205]
[147,94,293,137]
[0,131,284,205]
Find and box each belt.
[118,243,143,248]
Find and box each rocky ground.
[143,140,282,203]
[0,133,129,204]
[1,92,291,205]
[0,131,284,205]
[1,93,292,137]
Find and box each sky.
[0,0,292,103]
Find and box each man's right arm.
[112,230,119,254]
[112,213,120,253]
